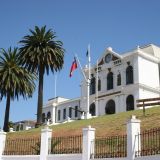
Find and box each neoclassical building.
[42,44,160,124]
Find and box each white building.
[42,97,81,124]
[12,120,36,131]
[43,44,160,124]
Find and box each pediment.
[98,47,122,66]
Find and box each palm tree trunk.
[3,92,11,132]
[36,66,44,128]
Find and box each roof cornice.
[123,48,160,63]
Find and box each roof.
[44,96,70,108]
[13,120,36,125]
[43,97,80,108]
[92,44,160,68]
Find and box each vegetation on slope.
[7,106,160,138]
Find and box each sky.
[0,0,160,128]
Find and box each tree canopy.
[19,26,65,127]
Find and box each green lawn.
[7,106,160,138]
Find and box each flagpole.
[86,44,91,119]
[74,45,91,119]
[75,54,87,82]
[96,60,99,116]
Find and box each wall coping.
[83,125,96,131]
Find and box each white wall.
[135,155,160,160]
[93,155,160,160]
[2,155,39,160]
[94,158,127,160]
[55,100,81,123]
[81,51,139,117]
[139,88,160,99]
[47,154,82,160]
[43,99,81,124]
[2,154,160,160]
[138,56,159,88]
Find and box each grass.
[7,106,160,138]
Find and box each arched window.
[105,100,115,114]
[107,72,113,90]
[89,103,96,116]
[90,76,96,95]
[126,95,134,111]
[126,66,133,84]
[117,73,121,86]
[98,79,101,91]
[42,113,45,123]
[47,112,51,120]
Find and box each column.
[82,126,95,160]
[40,125,52,160]
[0,130,6,160]
[127,115,141,160]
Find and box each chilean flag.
[69,57,78,77]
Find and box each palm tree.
[0,47,36,132]
[19,26,64,127]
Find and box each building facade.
[43,44,160,124]
[42,97,81,124]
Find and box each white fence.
[0,115,160,160]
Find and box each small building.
[13,120,36,131]
[42,97,81,124]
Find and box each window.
[107,72,113,90]
[58,110,61,121]
[63,108,66,120]
[47,112,51,120]
[105,100,115,114]
[89,103,96,116]
[16,125,19,131]
[126,66,133,84]
[20,124,23,130]
[75,106,78,117]
[126,95,134,111]
[90,76,96,95]
[105,54,112,63]
[16,123,23,131]
[42,113,45,123]
[98,79,101,91]
[117,73,121,86]
[69,107,72,118]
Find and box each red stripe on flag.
[69,58,78,77]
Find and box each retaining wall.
[2,155,39,160]
[47,154,82,160]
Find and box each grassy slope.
[7,106,160,138]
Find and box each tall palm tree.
[0,47,36,132]
[19,26,64,127]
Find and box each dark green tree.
[0,47,36,132]
[19,26,64,127]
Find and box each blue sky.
[0,0,160,128]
